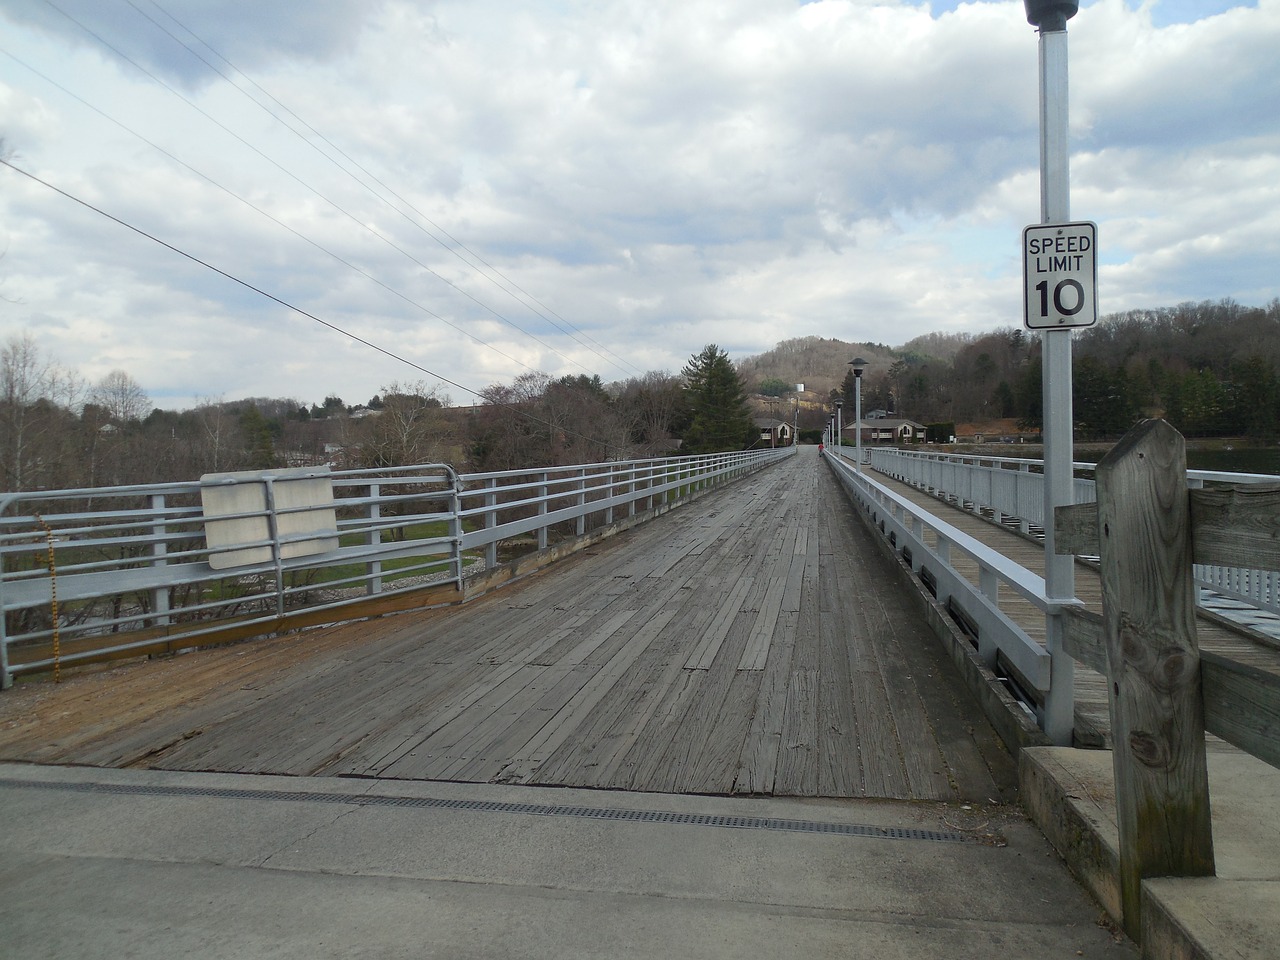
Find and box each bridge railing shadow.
[823,448,1063,739]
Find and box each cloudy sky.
[1,0,1276,410]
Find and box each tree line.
[816,299,1280,440]
[4,299,1276,492]
[0,336,756,492]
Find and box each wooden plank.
[662,617,752,793]
[684,577,753,670]
[1201,651,1280,770]
[1095,419,1215,939]
[1053,501,1099,556]
[352,623,579,776]
[817,588,861,797]
[773,669,818,795]
[1190,482,1280,570]
[498,605,681,783]
[732,610,797,794]
[864,598,954,801]
[1061,606,1108,676]
[738,575,788,670]
[692,670,761,793]
[618,669,703,792]
[1057,613,1280,773]
[432,662,582,781]
[562,609,638,666]
[540,591,718,789]
[449,663,595,781]
[834,509,911,800]
[1057,484,1280,570]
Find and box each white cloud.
[0,0,1276,411]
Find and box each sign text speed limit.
[1023,221,1097,330]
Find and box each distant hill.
[729,298,1280,441]
[735,336,889,398]
[734,333,975,398]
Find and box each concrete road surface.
[0,762,1134,959]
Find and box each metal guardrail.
[867,447,1280,615]
[822,449,1065,731]
[0,447,792,685]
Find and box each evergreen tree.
[681,344,754,453]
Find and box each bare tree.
[0,333,84,490]
[614,372,684,456]
[352,380,452,468]
[90,369,151,423]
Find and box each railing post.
[575,469,586,537]
[606,465,615,525]
[978,565,999,665]
[934,536,952,606]
[1018,464,1032,535]
[367,481,383,595]
[262,477,286,618]
[0,574,10,689]
[484,479,499,569]
[449,472,464,585]
[1095,419,1215,940]
[149,493,171,626]
[627,462,637,518]
[537,472,549,551]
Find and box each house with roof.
[752,417,794,447]
[843,417,927,445]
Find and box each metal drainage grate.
[0,777,971,843]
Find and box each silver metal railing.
[0,447,793,685]
[867,447,1280,615]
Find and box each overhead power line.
[37,0,613,380]
[0,46,539,377]
[0,159,626,447]
[132,0,643,378]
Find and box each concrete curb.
[1020,745,1280,960]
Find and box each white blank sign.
[201,467,339,571]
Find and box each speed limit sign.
[1023,221,1097,330]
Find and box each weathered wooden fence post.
[1095,419,1215,939]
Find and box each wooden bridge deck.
[0,446,1016,803]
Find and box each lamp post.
[848,357,866,468]
[834,398,843,457]
[1026,0,1077,747]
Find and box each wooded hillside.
[738,299,1280,440]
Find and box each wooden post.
[1095,419,1215,939]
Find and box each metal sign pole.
[1029,0,1077,745]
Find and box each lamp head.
[1023,0,1077,31]
[849,357,867,379]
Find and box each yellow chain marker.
[34,514,60,683]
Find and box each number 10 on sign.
[1023,221,1098,330]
